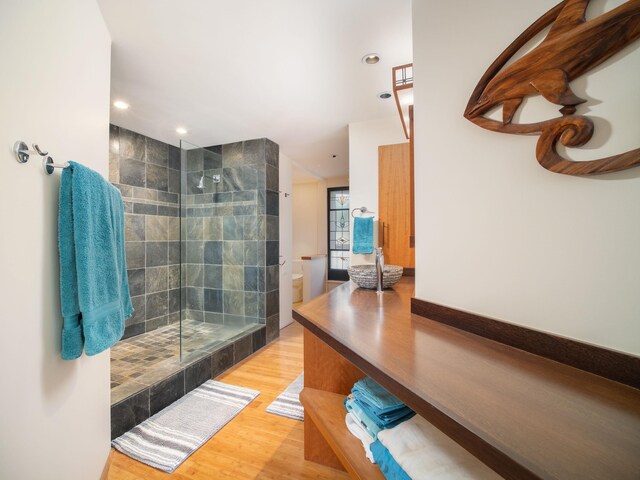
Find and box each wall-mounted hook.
[13,140,49,164]
[278,191,291,197]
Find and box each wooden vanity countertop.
[293,278,640,480]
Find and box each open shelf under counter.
[293,278,640,480]
[300,388,385,480]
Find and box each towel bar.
[351,206,375,218]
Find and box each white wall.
[348,116,408,265]
[412,0,640,355]
[0,1,112,478]
[279,153,293,328]
[292,175,349,260]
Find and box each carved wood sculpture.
[464,0,640,175]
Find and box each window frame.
[327,186,350,281]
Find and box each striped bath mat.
[266,372,304,421]
[112,380,259,473]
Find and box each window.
[328,187,350,281]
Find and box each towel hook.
[13,141,49,164]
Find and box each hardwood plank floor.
[108,322,349,480]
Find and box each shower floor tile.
[111,319,259,405]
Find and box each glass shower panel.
[179,139,262,362]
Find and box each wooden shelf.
[294,278,640,480]
[300,388,385,480]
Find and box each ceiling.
[98,0,412,179]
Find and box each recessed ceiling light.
[378,92,392,100]
[113,100,129,110]
[361,53,380,65]
[176,127,188,135]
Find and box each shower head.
[196,173,221,190]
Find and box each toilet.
[292,259,303,303]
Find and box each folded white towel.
[377,416,501,479]
[345,413,375,463]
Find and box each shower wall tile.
[168,145,181,170]
[266,241,279,266]
[127,269,145,297]
[146,314,169,332]
[252,327,267,352]
[265,139,279,168]
[150,371,185,416]
[146,242,168,267]
[146,291,168,320]
[266,314,279,343]
[133,202,157,215]
[244,266,258,292]
[146,266,168,294]
[111,388,149,440]
[266,215,279,241]
[119,128,146,161]
[204,289,223,313]
[111,128,183,339]
[125,214,145,241]
[203,149,222,170]
[223,241,244,265]
[242,138,265,165]
[223,216,243,240]
[266,265,279,292]
[168,289,180,314]
[122,322,145,340]
[204,241,222,265]
[211,344,233,377]
[222,265,243,291]
[266,190,279,216]
[185,356,211,393]
[146,137,168,167]
[145,215,168,241]
[233,335,252,363]
[127,295,146,326]
[168,168,180,193]
[119,158,146,187]
[146,164,168,192]
[125,242,145,269]
[222,142,243,168]
[266,164,279,192]
[223,291,244,316]
[204,265,222,289]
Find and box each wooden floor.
[107,322,349,480]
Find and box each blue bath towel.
[58,161,133,359]
[371,440,411,480]
[353,216,374,254]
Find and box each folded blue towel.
[58,161,133,359]
[353,216,374,254]
[354,397,415,429]
[353,378,406,414]
[371,439,412,480]
[345,395,381,438]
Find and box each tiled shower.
[108,125,279,438]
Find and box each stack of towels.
[344,378,500,479]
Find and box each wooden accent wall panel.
[378,143,415,268]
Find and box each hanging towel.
[58,161,133,360]
[353,216,374,254]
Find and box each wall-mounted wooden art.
[464,0,640,175]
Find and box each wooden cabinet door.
[378,143,415,268]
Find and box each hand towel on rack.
[353,216,374,254]
[58,161,133,360]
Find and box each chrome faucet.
[375,247,384,294]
